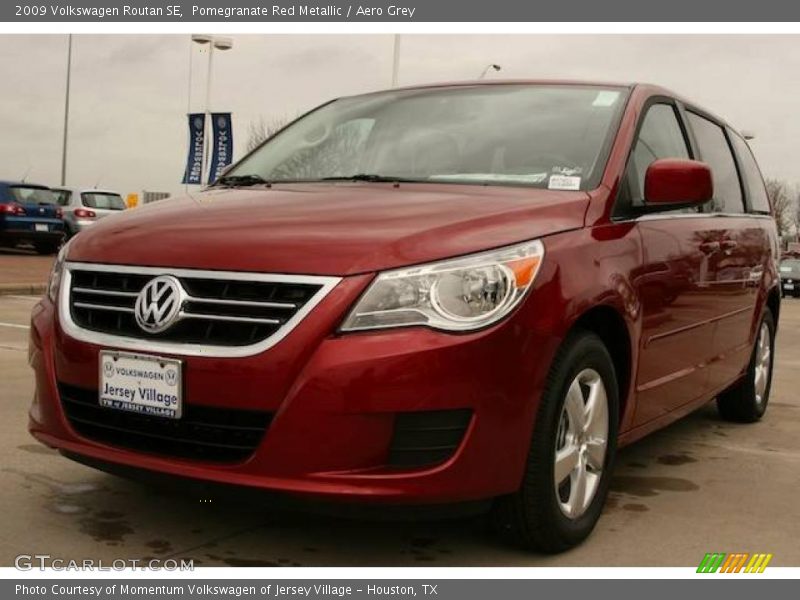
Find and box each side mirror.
[644,159,713,207]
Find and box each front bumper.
[28,279,558,505]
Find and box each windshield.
[9,186,57,204]
[228,85,628,190]
[82,192,126,210]
[780,259,800,275]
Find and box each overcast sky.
[0,34,797,197]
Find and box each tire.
[717,309,775,423]
[492,330,619,553]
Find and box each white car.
[52,188,127,238]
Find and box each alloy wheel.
[554,368,609,519]
[754,321,772,406]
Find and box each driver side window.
[626,103,691,208]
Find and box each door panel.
[706,218,767,391]
[633,217,718,425]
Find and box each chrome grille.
[61,262,340,357]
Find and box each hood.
[67,183,588,276]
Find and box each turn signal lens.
[341,239,545,333]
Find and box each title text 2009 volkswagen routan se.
[29,82,779,552]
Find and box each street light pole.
[202,42,215,185]
[60,34,73,186]
[391,34,401,87]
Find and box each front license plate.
[785,283,795,290]
[99,351,182,419]
[34,223,48,232]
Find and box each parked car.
[779,257,800,297]
[0,181,65,254]
[51,187,127,238]
[29,82,780,552]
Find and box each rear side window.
[686,113,744,214]
[627,103,690,206]
[729,132,770,213]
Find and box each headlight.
[47,241,70,303]
[341,239,544,332]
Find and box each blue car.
[0,181,65,254]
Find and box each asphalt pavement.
[1,293,798,567]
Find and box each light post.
[391,34,401,87]
[479,63,502,79]
[191,34,234,184]
[60,34,73,186]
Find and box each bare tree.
[793,187,800,239]
[246,116,289,152]
[269,122,367,181]
[244,116,370,181]
[765,178,792,238]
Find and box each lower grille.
[388,409,473,468]
[59,384,272,463]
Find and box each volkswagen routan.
[29,81,779,552]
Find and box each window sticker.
[548,175,582,191]
[592,90,621,107]
[552,166,583,177]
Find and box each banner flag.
[181,113,206,185]
[208,112,233,183]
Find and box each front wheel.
[493,330,619,553]
[717,309,775,423]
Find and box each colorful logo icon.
[697,553,773,573]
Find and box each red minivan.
[29,82,779,552]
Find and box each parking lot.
[1,292,799,567]
[0,248,54,292]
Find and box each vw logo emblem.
[134,275,184,334]
[165,368,178,387]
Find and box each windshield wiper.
[214,174,271,188]
[320,174,422,183]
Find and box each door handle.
[700,241,720,254]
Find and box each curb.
[0,283,46,297]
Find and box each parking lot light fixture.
[479,63,502,79]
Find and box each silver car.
[51,188,127,237]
